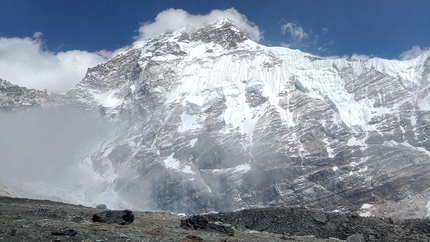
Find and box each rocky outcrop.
[180,215,234,236]
[0,79,51,111]
[92,209,134,225]
[198,206,430,241]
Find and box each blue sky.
[1,0,429,92]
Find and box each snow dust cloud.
[0,108,126,208]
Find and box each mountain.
[2,20,430,217]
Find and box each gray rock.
[181,215,234,236]
[95,204,107,210]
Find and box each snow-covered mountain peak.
[68,19,430,133]
[51,21,430,215]
[129,18,251,51]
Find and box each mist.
[0,108,123,208]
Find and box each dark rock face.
[92,210,134,225]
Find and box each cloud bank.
[399,45,427,61]
[0,34,111,93]
[137,8,261,42]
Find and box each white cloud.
[399,45,426,61]
[318,46,328,52]
[281,22,308,42]
[33,32,43,39]
[350,53,372,60]
[137,8,261,42]
[0,34,112,93]
[322,27,328,33]
[323,53,373,60]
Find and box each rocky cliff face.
[0,79,51,111]
[2,20,430,217]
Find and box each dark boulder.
[181,215,234,236]
[92,209,134,225]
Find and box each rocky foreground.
[1,197,430,241]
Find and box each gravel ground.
[2,196,430,241]
[0,196,342,241]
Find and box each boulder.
[92,209,134,225]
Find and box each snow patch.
[245,80,264,92]
[233,163,251,173]
[208,163,251,175]
[164,154,180,169]
[349,158,368,176]
[152,54,180,61]
[242,117,258,146]
[361,203,373,209]
[426,198,430,217]
[358,166,368,173]
[182,166,195,175]
[130,84,136,93]
[294,68,374,130]
[91,90,124,108]
[188,138,198,147]
[185,90,223,112]
[359,212,373,217]
[163,154,196,175]
[385,140,430,157]
[418,94,430,110]
[323,138,335,158]
[178,113,201,132]
[347,136,364,146]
